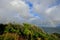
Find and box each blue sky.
[0,0,60,27]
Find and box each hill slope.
[0,23,60,40]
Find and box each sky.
[0,0,60,27]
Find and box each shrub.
[3,33,19,40]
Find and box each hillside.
[0,23,60,40]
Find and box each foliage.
[52,33,60,38]
[0,23,59,40]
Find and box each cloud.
[0,0,34,23]
[45,5,60,21]
[10,0,33,19]
[28,0,57,13]
[0,0,60,27]
[26,0,60,27]
[44,4,60,26]
[45,6,57,15]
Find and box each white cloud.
[45,6,57,15]
[29,16,40,21]
[0,0,34,23]
[28,0,57,14]
[10,0,33,19]
[26,0,60,27]
[0,0,60,27]
[48,5,60,21]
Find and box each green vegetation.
[0,23,60,40]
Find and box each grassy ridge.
[0,23,60,40]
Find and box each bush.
[0,23,59,40]
[0,35,4,40]
[3,33,19,40]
